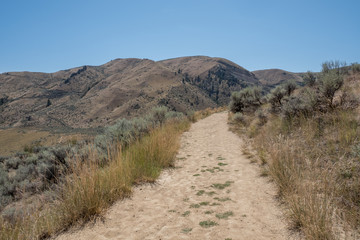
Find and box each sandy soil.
[56,112,295,240]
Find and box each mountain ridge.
[0,56,302,129]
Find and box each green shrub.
[186,110,196,122]
[351,63,360,73]
[14,164,36,182]
[229,87,263,113]
[283,80,297,96]
[232,112,245,124]
[303,71,317,87]
[322,60,347,75]
[319,71,343,107]
[267,86,286,112]
[150,106,168,126]
[1,207,16,224]
[95,119,135,153]
[165,111,184,121]
[0,167,7,185]
[131,117,150,137]
[229,91,244,113]
[4,158,20,169]
[255,109,267,125]
[281,96,313,119]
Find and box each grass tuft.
[181,228,192,233]
[216,211,234,219]
[182,211,190,217]
[199,220,218,228]
[213,197,231,202]
[211,181,234,190]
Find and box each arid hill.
[0,56,262,128]
[252,68,303,87]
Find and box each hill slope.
[0,56,260,128]
[252,68,303,87]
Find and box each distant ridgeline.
[0,56,304,129]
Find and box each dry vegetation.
[0,128,87,156]
[229,62,360,239]
[0,107,222,240]
[0,56,256,129]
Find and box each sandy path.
[56,112,293,240]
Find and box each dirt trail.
[56,112,294,240]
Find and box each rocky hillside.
[252,68,303,87]
[0,56,262,128]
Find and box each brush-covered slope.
[0,56,260,128]
[159,56,260,104]
[252,68,303,87]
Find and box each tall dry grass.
[247,110,360,239]
[0,119,190,240]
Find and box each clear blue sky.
[1,0,359,73]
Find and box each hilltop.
[252,68,303,87]
[0,56,301,129]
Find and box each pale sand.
[56,112,296,240]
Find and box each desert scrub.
[0,112,190,240]
[229,87,262,113]
[252,110,360,238]
[0,106,186,211]
[228,65,360,238]
[231,112,245,125]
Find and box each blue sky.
[1,0,359,73]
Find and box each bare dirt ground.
[56,112,295,240]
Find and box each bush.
[319,71,343,107]
[150,106,168,126]
[1,207,16,224]
[4,157,20,169]
[351,63,360,73]
[95,119,134,152]
[232,112,245,124]
[165,111,184,121]
[281,96,313,119]
[283,80,297,96]
[186,110,196,122]
[131,117,151,137]
[229,87,263,113]
[303,71,317,87]
[255,109,268,125]
[0,167,7,185]
[267,86,286,111]
[229,91,244,113]
[321,60,347,75]
[14,164,36,182]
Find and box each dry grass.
[0,119,190,240]
[228,72,360,239]
[0,127,89,156]
[241,110,360,239]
